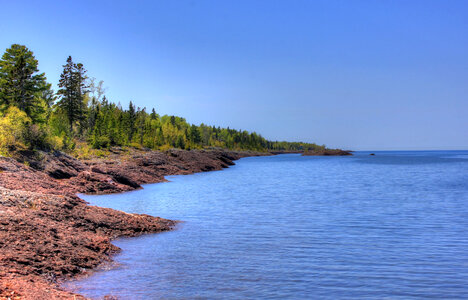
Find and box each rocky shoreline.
[0,148,268,299]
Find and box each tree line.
[0,44,325,155]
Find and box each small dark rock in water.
[370,153,375,156]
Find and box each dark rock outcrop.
[0,148,268,299]
[0,187,175,299]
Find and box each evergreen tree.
[0,44,48,122]
[75,62,89,134]
[150,108,158,120]
[0,44,326,154]
[136,107,146,145]
[56,56,88,134]
[176,135,185,149]
[189,124,201,144]
[126,101,136,142]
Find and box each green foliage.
[22,123,52,150]
[0,44,326,155]
[0,107,54,152]
[92,135,110,149]
[0,44,49,123]
[56,56,88,133]
[81,96,321,152]
[73,141,109,160]
[0,106,31,153]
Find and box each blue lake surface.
[66,151,468,299]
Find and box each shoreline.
[0,148,349,299]
[0,148,269,299]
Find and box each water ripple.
[66,151,468,299]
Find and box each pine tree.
[0,44,48,122]
[189,124,201,144]
[57,56,88,134]
[150,108,158,120]
[137,107,146,145]
[126,101,136,142]
[75,63,89,135]
[176,135,185,149]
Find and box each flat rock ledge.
[0,187,176,299]
[0,149,268,299]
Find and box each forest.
[0,44,325,156]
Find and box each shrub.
[158,144,172,151]
[129,142,143,150]
[23,123,52,150]
[92,135,110,149]
[0,106,31,154]
[47,135,64,150]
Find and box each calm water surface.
[66,151,468,299]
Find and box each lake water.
[66,151,468,299]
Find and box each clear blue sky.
[1,0,467,150]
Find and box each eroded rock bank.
[0,148,267,299]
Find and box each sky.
[1,0,467,150]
